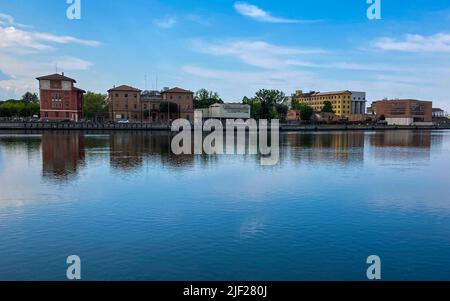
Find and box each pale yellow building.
[292,90,356,118]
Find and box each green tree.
[83,92,108,119]
[275,104,288,120]
[21,92,39,103]
[242,96,261,119]
[251,89,287,120]
[292,101,314,121]
[194,89,223,109]
[321,101,334,113]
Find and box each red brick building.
[37,73,85,121]
[370,99,433,125]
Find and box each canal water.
[0,130,449,280]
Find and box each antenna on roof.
[55,63,58,74]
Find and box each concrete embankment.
[0,122,449,131]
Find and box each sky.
[0,0,449,111]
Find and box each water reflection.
[284,132,366,164]
[0,130,440,183]
[42,133,85,181]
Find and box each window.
[55,112,59,117]
[66,112,69,118]
[115,93,119,97]
[45,112,48,118]
[125,94,128,98]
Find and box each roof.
[373,99,432,103]
[433,108,444,112]
[161,87,193,94]
[73,87,86,93]
[108,85,142,92]
[36,73,76,83]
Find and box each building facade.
[141,90,163,123]
[108,85,142,122]
[292,90,365,118]
[371,99,433,125]
[196,103,251,120]
[432,108,445,118]
[37,73,85,121]
[160,87,194,122]
[350,91,367,115]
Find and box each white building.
[197,103,251,120]
[350,91,366,115]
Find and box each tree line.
[0,92,40,117]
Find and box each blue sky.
[0,0,450,110]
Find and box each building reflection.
[42,132,85,181]
[33,130,444,181]
[284,132,365,164]
[369,131,436,161]
[109,131,195,171]
[370,131,432,148]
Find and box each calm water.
[0,130,450,280]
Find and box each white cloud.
[233,2,311,24]
[191,39,326,70]
[0,13,29,28]
[374,33,450,53]
[153,16,177,29]
[0,26,100,52]
[0,53,93,97]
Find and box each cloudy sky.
[0,0,449,110]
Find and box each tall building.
[292,90,366,117]
[36,73,85,121]
[108,85,142,122]
[350,91,367,114]
[371,99,433,125]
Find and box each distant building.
[196,103,251,120]
[292,90,366,118]
[432,108,445,118]
[36,73,85,121]
[141,90,163,122]
[371,99,433,126]
[108,85,142,122]
[350,92,367,115]
[286,110,300,122]
[160,87,194,122]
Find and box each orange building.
[37,73,85,121]
[371,99,433,125]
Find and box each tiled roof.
[108,85,142,92]
[161,87,193,94]
[36,73,76,82]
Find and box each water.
[0,130,450,280]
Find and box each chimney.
[62,72,64,76]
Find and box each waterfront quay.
[0,121,449,132]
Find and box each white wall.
[386,117,413,126]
